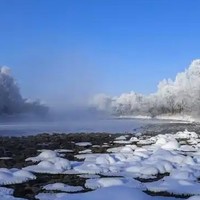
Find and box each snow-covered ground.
[2,130,200,199]
[118,114,196,123]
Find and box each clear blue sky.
[0,0,200,106]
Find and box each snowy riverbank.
[117,114,197,123]
[1,123,200,199]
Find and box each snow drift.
[0,66,48,116]
[91,59,200,119]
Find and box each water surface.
[0,118,148,136]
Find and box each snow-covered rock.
[0,168,36,185]
[85,177,145,190]
[24,150,72,174]
[36,185,180,200]
[0,186,27,199]
[175,130,198,139]
[75,142,92,147]
[145,175,200,195]
[24,157,71,174]
[26,150,60,162]
[43,183,83,192]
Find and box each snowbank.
[36,186,180,200]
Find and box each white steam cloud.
[0,66,48,116]
[91,59,200,118]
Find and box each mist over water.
[0,103,148,136]
[2,60,200,137]
[0,116,145,136]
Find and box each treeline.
[92,60,200,118]
[0,66,48,116]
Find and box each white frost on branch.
[0,66,48,116]
[91,59,200,118]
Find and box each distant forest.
[92,60,200,118]
[0,67,48,116]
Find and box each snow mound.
[24,157,71,174]
[175,130,198,139]
[26,150,60,162]
[79,149,92,154]
[74,163,109,174]
[0,186,27,199]
[36,185,180,200]
[55,149,74,153]
[115,136,127,140]
[145,174,200,195]
[96,154,117,165]
[85,177,146,190]
[24,150,71,174]
[43,183,83,192]
[0,168,36,185]
[155,135,180,150]
[114,140,132,144]
[75,142,92,147]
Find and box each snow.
[68,130,200,183]
[36,186,181,200]
[24,150,71,174]
[95,154,117,165]
[75,142,92,147]
[162,139,180,150]
[92,145,100,148]
[0,187,27,199]
[145,175,200,195]
[0,168,36,185]
[130,136,139,142]
[85,177,145,190]
[114,140,132,144]
[74,163,108,174]
[0,187,13,196]
[0,157,12,160]
[117,115,196,123]
[78,174,100,179]
[179,145,196,152]
[55,149,74,153]
[117,115,152,120]
[102,144,109,147]
[188,197,200,200]
[115,135,127,140]
[107,144,137,153]
[26,150,60,162]
[175,130,198,139]
[4,129,200,200]
[24,157,71,174]
[155,114,196,123]
[43,183,83,192]
[78,149,92,154]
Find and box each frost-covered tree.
[0,66,48,116]
[91,59,200,118]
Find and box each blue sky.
[0,0,200,107]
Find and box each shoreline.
[0,120,199,138]
[116,114,198,123]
